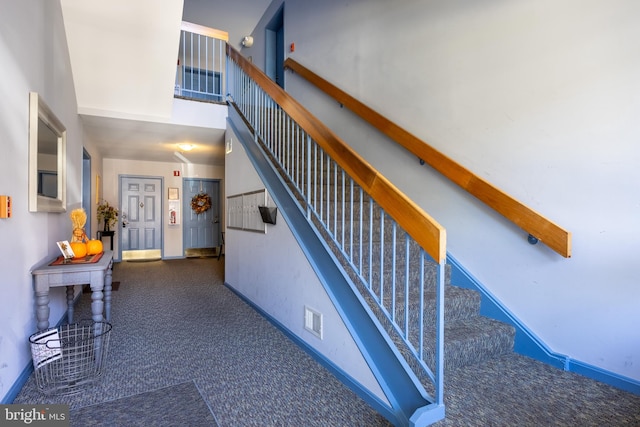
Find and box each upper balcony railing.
[284,58,572,258]
[175,22,228,103]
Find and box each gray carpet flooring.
[14,258,640,426]
[437,354,640,426]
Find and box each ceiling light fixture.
[177,143,194,152]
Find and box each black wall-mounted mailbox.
[258,206,277,225]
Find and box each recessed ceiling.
[80,115,226,165]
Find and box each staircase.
[255,120,516,394]
[226,50,516,425]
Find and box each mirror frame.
[28,92,67,213]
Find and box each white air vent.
[304,306,323,339]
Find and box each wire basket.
[29,320,112,395]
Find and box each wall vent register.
[304,306,323,339]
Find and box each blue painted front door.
[120,176,162,251]
[183,179,219,249]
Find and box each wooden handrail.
[181,21,228,41]
[284,58,572,258]
[228,46,446,263]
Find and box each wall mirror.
[29,92,67,213]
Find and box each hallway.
[15,258,390,426]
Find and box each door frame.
[118,174,164,260]
[265,4,285,89]
[182,178,221,255]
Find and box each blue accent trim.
[2,291,81,403]
[228,107,440,426]
[410,402,445,426]
[2,363,33,404]
[224,282,396,424]
[566,359,640,395]
[447,253,640,396]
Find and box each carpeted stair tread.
[425,286,481,323]
[423,316,516,372]
[383,285,481,325]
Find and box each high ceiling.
[60,0,273,165]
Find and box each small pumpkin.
[69,241,87,259]
[86,239,103,255]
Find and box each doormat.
[69,381,216,426]
[83,282,120,293]
[185,247,218,258]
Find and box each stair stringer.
[228,108,445,427]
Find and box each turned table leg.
[35,290,50,331]
[104,259,113,322]
[90,285,104,324]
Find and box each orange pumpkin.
[86,239,103,255]
[70,241,87,258]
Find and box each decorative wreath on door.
[191,192,211,214]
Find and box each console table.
[31,250,114,330]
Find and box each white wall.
[224,127,387,402]
[102,158,224,260]
[61,0,184,122]
[0,0,102,401]
[244,0,640,381]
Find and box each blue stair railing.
[226,44,447,426]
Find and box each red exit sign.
[173,170,180,176]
